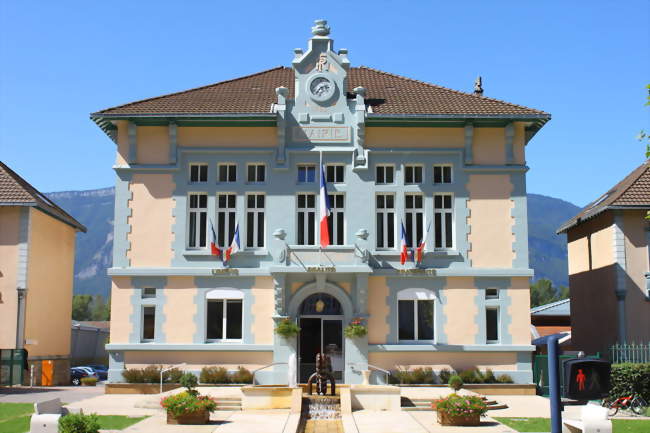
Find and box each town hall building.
[92,20,550,384]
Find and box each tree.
[530,278,569,308]
[91,296,110,321]
[72,295,93,321]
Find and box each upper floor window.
[218,163,237,183]
[376,193,395,249]
[216,193,237,248]
[189,163,208,183]
[246,193,265,248]
[376,165,394,184]
[327,194,345,245]
[398,289,434,341]
[297,165,316,183]
[434,194,453,249]
[485,288,499,299]
[297,193,316,245]
[188,193,207,249]
[405,194,424,248]
[404,165,423,184]
[247,163,266,183]
[326,165,345,183]
[433,165,452,184]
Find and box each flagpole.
[319,150,323,267]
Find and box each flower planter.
[166,409,210,425]
[437,411,480,426]
[81,382,97,387]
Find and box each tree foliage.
[72,295,110,321]
[530,278,569,308]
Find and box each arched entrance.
[298,293,344,382]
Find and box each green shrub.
[459,369,480,384]
[59,413,100,433]
[179,372,198,395]
[438,368,454,384]
[448,375,463,391]
[274,319,301,338]
[165,368,184,383]
[390,369,413,384]
[230,367,253,384]
[496,374,514,383]
[434,394,487,416]
[141,365,162,383]
[411,367,436,384]
[610,363,650,401]
[482,369,497,384]
[121,368,144,384]
[200,366,230,384]
[80,377,97,386]
[161,391,217,417]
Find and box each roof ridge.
[92,66,288,115]
[357,65,549,115]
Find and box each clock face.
[308,76,334,101]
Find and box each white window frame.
[187,193,208,249]
[218,163,237,183]
[434,193,454,250]
[375,164,395,185]
[397,289,436,343]
[247,163,266,183]
[189,163,208,183]
[405,193,424,249]
[216,193,237,249]
[245,193,265,249]
[376,193,395,249]
[296,193,317,245]
[327,193,345,246]
[433,164,453,184]
[297,164,317,183]
[486,306,500,344]
[205,289,244,343]
[404,164,423,185]
[141,305,156,342]
[326,164,345,183]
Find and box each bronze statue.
[307,352,336,396]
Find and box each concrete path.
[0,384,105,403]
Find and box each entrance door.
[298,317,344,382]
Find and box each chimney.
[474,76,484,96]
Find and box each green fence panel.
[0,349,24,386]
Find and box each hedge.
[609,363,650,401]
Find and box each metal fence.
[610,343,650,364]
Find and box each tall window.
[297,165,316,183]
[247,164,266,183]
[398,290,434,341]
[434,194,453,249]
[189,163,208,183]
[376,165,394,184]
[218,163,237,183]
[188,193,207,249]
[486,307,499,343]
[246,194,265,248]
[297,193,316,245]
[141,306,155,341]
[207,299,243,341]
[405,194,424,248]
[376,194,395,249]
[404,165,423,184]
[327,194,345,245]
[326,165,345,183]
[433,165,452,184]
[216,193,236,248]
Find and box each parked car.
[70,367,95,386]
[85,364,108,381]
[73,366,96,376]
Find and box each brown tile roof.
[0,161,86,232]
[92,66,549,118]
[557,160,650,233]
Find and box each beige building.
[558,160,650,356]
[0,161,86,385]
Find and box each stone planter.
[81,381,97,387]
[166,409,210,425]
[437,411,480,426]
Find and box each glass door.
[323,319,343,380]
[298,317,343,382]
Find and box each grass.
[495,417,650,433]
[0,403,147,433]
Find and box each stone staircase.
[214,396,242,411]
[401,396,508,412]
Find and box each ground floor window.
[206,289,244,341]
[486,307,499,343]
[397,289,434,341]
[141,306,155,341]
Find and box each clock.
[307,74,336,102]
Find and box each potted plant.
[343,318,368,338]
[161,373,217,425]
[274,319,300,338]
[80,377,98,387]
[432,394,487,426]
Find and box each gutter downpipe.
[547,334,563,433]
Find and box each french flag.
[400,221,409,265]
[209,219,221,257]
[416,221,431,264]
[225,223,240,262]
[320,165,331,248]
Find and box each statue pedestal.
[361,370,371,385]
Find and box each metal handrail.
[252,362,287,385]
[348,362,391,384]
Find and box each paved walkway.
[0,384,105,403]
[351,410,517,433]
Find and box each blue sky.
[1,1,648,207]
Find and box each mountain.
[46,188,581,297]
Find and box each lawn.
[495,417,650,433]
[0,403,147,433]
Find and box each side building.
[558,160,650,356]
[93,21,550,384]
[0,161,86,385]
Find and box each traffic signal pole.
[547,335,563,433]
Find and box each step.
[214,397,242,401]
[215,405,242,411]
[402,407,433,412]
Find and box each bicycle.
[601,394,648,416]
